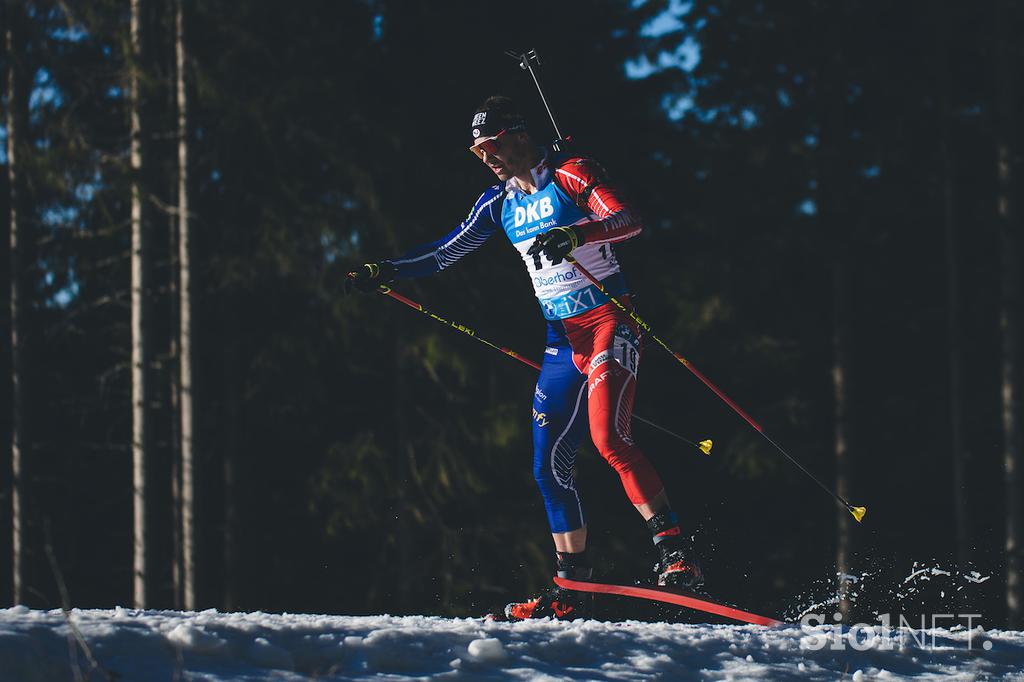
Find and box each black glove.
[526,226,585,266]
[344,261,396,293]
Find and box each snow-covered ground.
[1,606,1023,681]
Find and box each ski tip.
[699,439,713,455]
[850,505,867,523]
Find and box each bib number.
[613,324,640,376]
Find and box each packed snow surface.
[2,606,1023,680]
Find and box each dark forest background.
[1,0,1022,627]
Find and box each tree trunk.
[170,325,182,608]
[169,108,183,611]
[223,327,239,612]
[936,0,970,570]
[944,143,971,567]
[994,0,1021,630]
[130,0,154,609]
[175,0,198,612]
[817,5,854,620]
[6,0,32,607]
[222,288,239,610]
[833,263,852,617]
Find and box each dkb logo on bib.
[514,196,554,227]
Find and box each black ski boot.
[504,585,592,620]
[655,540,704,588]
[504,550,594,621]
[647,510,704,589]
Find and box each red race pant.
[532,300,665,533]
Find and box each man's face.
[472,131,530,180]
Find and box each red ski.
[553,576,784,627]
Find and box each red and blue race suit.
[387,152,665,533]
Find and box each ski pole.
[565,256,867,523]
[505,50,569,151]
[380,285,540,369]
[375,283,713,456]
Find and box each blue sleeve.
[386,184,504,279]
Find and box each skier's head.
[470,95,536,180]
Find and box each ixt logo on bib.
[513,196,554,227]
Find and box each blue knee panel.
[532,326,589,533]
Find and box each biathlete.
[346,96,702,620]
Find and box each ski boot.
[504,585,592,621]
[655,539,704,589]
[647,510,704,589]
[504,550,594,621]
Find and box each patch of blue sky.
[625,55,654,79]
[42,205,79,227]
[51,25,88,42]
[862,165,880,178]
[76,181,100,202]
[798,198,817,215]
[626,36,700,79]
[30,68,64,111]
[107,86,123,99]
[662,94,694,120]
[640,0,693,37]
[674,38,700,71]
[628,0,699,78]
[681,104,755,128]
[53,283,79,307]
[321,232,340,264]
[44,269,80,308]
[641,12,683,36]
[694,107,718,124]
